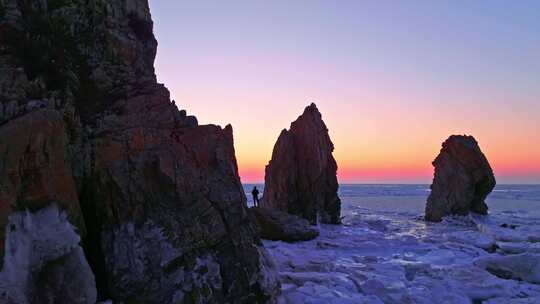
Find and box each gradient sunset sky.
[149,1,540,184]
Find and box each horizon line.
[241,181,540,186]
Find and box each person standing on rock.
[252,186,260,207]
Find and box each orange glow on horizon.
[172,84,540,185]
[236,134,540,184]
[229,99,540,184]
[149,1,540,185]
[239,162,540,184]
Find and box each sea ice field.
[245,184,540,304]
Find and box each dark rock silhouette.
[425,135,496,222]
[261,103,341,224]
[249,207,319,242]
[0,1,279,303]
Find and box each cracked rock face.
[0,109,85,265]
[0,0,279,303]
[261,103,341,225]
[425,135,496,222]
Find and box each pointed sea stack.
[261,103,341,224]
[425,135,496,222]
[0,1,279,303]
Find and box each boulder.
[425,135,496,222]
[249,207,319,242]
[261,103,341,224]
[0,1,279,303]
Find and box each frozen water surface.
[244,184,540,304]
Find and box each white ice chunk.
[474,254,540,284]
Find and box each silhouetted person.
[252,186,260,207]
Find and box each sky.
[149,1,540,184]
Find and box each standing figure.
[252,186,260,207]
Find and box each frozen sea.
[244,184,540,304]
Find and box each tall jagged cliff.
[0,1,279,303]
[261,103,341,225]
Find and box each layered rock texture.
[249,207,319,242]
[261,103,341,225]
[425,135,496,222]
[0,1,279,303]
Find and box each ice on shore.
[474,254,540,284]
[256,184,540,304]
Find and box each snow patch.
[0,204,95,304]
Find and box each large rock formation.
[249,207,319,242]
[425,135,496,222]
[0,1,279,303]
[261,103,341,225]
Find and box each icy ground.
[254,185,540,304]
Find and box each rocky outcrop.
[0,110,85,260]
[425,135,496,222]
[0,1,279,303]
[261,103,341,225]
[0,109,94,303]
[249,207,319,242]
[0,205,96,304]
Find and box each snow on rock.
[485,298,540,304]
[496,242,540,254]
[474,254,540,284]
[445,230,496,251]
[256,245,282,299]
[0,204,96,304]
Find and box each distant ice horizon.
[243,184,540,208]
[243,182,540,186]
